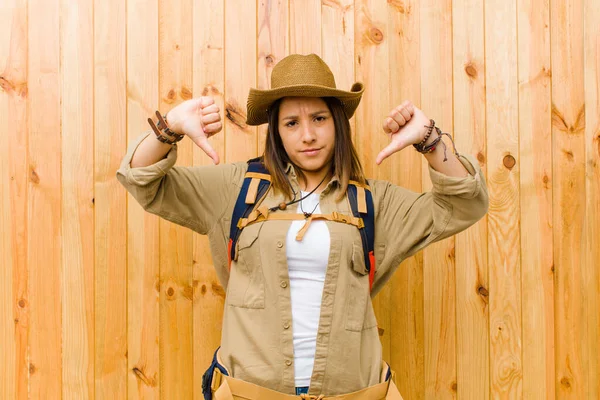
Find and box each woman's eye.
[285,121,297,127]
[314,116,326,122]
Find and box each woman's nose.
[300,122,316,143]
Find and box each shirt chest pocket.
[345,243,378,331]
[227,222,266,309]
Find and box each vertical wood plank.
[551,0,586,398]
[0,1,28,399]
[485,0,523,398]
[94,0,128,396]
[225,0,257,163]
[452,0,490,398]
[158,0,194,397]
[127,0,160,397]
[192,1,226,396]
[355,0,391,362]
[61,0,95,397]
[322,0,355,138]
[420,0,456,397]
[517,0,554,398]
[27,0,62,397]
[257,0,289,155]
[290,0,322,55]
[387,1,424,398]
[583,0,600,396]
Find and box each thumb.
[375,140,406,165]
[191,135,220,165]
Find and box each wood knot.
[451,382,457,392]
[477,152,485,164]
[18,299,26,308]
[202,85,220,96]
[225,101,248,130]
[180,86,192,100]
[478,286,489,297]
[0,75,16,94]
[464,63,477,79]
[182,285,194,301]
[542,174,550,188]
[29,167,40,184]
[211,282,226,298]
[29,363,36,374]
[132,366,157,387]
[378,327,385,336]
[92,198,95,204]
[503,154,516,169]
[265,54,275,66]
[562,149,574,161]
[164,89,176,104]
[174,44,180,50]
[369,27,384,44]
[14,318,19,324]
[560,377,571,389]
[201,284,207,295]
[166,286,175,297]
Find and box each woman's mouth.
[301,148,321,156]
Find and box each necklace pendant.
[303,212,311,218]
[278,202,287,210]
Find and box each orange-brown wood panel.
[158,0,194,397]
[127,0,160,398]
[94,0,128,397]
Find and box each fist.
[376,100,430,165]
[166,96,222,164]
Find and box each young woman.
[117,54,488,399]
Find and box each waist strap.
[210,351,404,400]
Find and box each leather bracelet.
[413,119,436,150]
[147,111,185,144]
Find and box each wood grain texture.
[257,0,289,154]
[517,0,555,398]
[27,0,63,397]
[158,0,194,397]
[355,0,392,364]
[94,0,128,397]
[290,0,322,55]
[193,1,226,396]
[485,0,523,398]
[420,0,456,398]
[61,0,95,397]
[551,0,586,398]
[583,0,600,397]
[322,0,355,138]
[453,0,490,398]
[127,0,160,398]
[225,0,257,163]
[0,1,28,399]
[387,1,424,398]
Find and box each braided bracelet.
[147,111,185,145]
[413,125,461,162]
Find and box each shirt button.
[280,281,288,288]
[283,321,290,329]
[285,359,292,366]
[276,241,283,248]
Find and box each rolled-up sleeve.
[116,130,245,235]
[370,153,489,294]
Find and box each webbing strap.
[347,183,376,291]
[238,209,364,230]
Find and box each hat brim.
[246,82,364,126]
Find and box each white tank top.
[285,191,330,388]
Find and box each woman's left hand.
[376,100,431,165]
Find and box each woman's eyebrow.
[281,110,330,121]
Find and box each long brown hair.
[263,97,366,201]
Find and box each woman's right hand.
[166,96,223,164]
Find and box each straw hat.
[246,54,365,126]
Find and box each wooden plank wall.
[0,1,599,399]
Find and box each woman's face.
[277,97,335,177]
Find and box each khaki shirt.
[116,130,489,396]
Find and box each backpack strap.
[228,160,271,269]
[347,180,376,291]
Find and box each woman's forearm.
[129,132,174,168]
[423,135,469,177]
